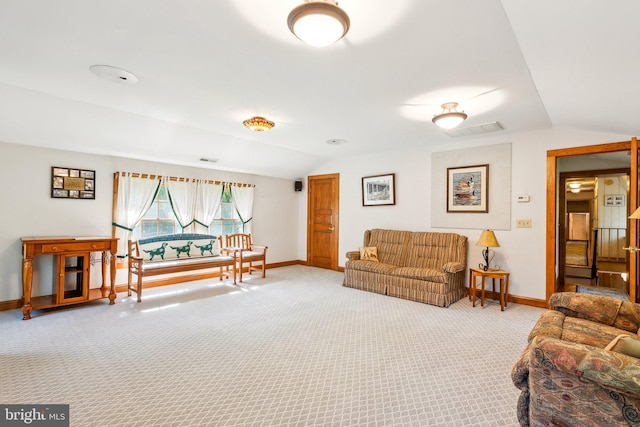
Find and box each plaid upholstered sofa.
[512,292,640,426]
[343,229,467,307]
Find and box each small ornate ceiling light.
[287,1,350,47]
[243,116,275,132]
[432,102,468,129]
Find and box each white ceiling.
[0,0,637,179]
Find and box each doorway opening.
[546,140,638,304]
[559,169,630,300]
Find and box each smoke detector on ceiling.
[89,65,138,85]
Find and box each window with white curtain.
[209,188,243,235]
[131,183,178,240]
[130,181,243,240]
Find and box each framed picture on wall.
[604,194,625,207]
[362,173,396,206]
[446,164,488,212]
[51,166,96,199]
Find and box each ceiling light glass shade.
[568,182,581,193]
[287,1,350,47]
[432,102,468,129]
[243,116,275,132]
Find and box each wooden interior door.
[307,173,339,270]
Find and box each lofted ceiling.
[0,1,638,179]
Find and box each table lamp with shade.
[476,229,500,271]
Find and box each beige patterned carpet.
[1,266,543,426]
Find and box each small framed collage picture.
[51,167,95,199]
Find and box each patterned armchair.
[512,292,640,426]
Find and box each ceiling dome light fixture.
[287,1,350,47]
[243,116,275,132]
[568,182,581,193]
[432,102,468,129]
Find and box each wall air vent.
[444,121,504,138]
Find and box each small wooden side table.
[469,267,510,311]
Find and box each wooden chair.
[223,234,267,282]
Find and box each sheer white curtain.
[230,184,254,234]
[194,181,224,234]
[113,173,162,258]
[166,178,198,230]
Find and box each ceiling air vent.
[199,158,219,163]
[444,121,504,138]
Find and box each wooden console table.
[21,236,118,320]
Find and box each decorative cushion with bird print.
[138,234,220,261]
[359,246,379,262]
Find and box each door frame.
[306,173,340,270]
[546,140,637,303]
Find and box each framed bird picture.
[446,164,488,213]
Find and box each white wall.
[2,127,633,304]
[0,141,299,302]
[303,128,630,301]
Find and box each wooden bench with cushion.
[127,233,236,302]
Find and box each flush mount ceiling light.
[432,102,468,129]
[287,1,350,47]
[89,65,138,84]
[568,182,581,193]
[243,116,275,132]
